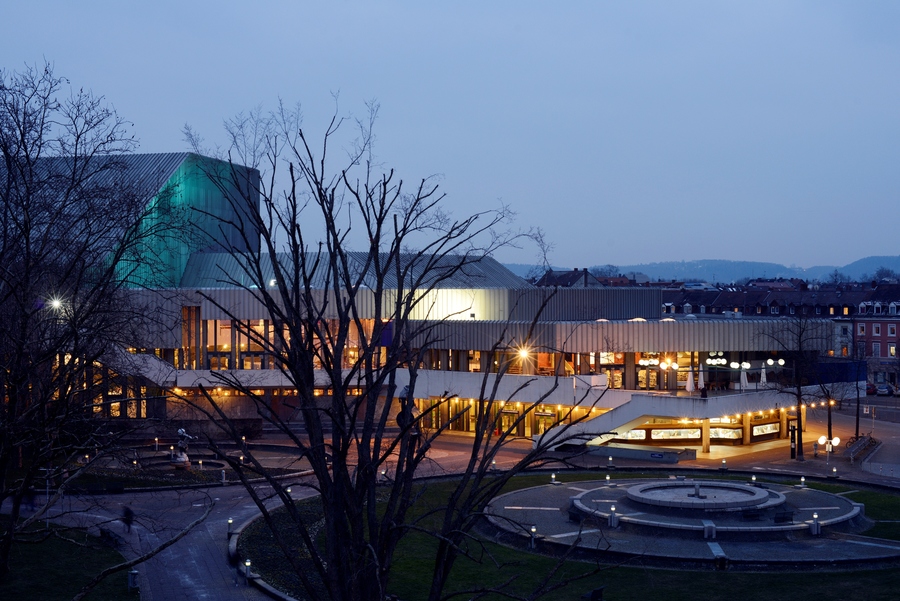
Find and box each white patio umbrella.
[698,366,705,390]
[686,365,695,393]
[740,368,749,391]
[760,363,767,387]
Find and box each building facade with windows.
[82,154,863,453]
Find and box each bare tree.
[0,63,170,578]
[827,269,850,285]
[763,309,834,461]
[589,264,619,278]
[183,103,599,601]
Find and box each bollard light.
[154,437,158,451]
[244,559,251,580]
[240,455,244,465]
[611,505,616,513]
[551,473,556,483]
[491,459,497,470]
[198,460,203,470]
[813,512,818,520]
[751,475,756,482]
[530,525,537,549]
[227,517,233,538]
[606,474,610,484]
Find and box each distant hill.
[503,256,900,284]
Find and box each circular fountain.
[625,479,781,511]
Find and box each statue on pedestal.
[171,428,196,469]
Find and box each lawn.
[239,472,900,601]
[0,524,136,601]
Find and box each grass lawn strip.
[239,472,900,601]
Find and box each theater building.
[94,154,861,453]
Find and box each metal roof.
[179,251,532,290]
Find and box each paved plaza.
[3,408,900,599]
[486,476,900,570]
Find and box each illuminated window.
[843,306,849,316]
[829,307,835,315]
[753,423,780,436]
[621,430,646,440]
[650,429,701,440]
[709,428,741,439]
[890,344,897,358]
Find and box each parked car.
[866,382,877,395]
[876,383,894,396]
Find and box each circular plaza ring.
[626,480,770,510]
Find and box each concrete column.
[201,319,209,370]
[624,353,636,390]
[230,320,237,370]
[554,353,565,376]
[780,408,788,439]
[701,419,711,453]
[438,350,450,371]
[452,350,467,372]
[743,413,752,445]
[801,405,807,432]
[480,352,491,373]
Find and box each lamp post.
[638,357,659,390]
[817,435,841,465]
[706,352,727,390]
[827,399,835,441]
[659,358,678,392]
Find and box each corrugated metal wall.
[411,317,833,354]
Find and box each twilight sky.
[3,2,898,269]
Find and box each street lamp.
[659,359,678,391]
[817,435,841,465]
[638,357,659,390]
[706,352,728,389]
